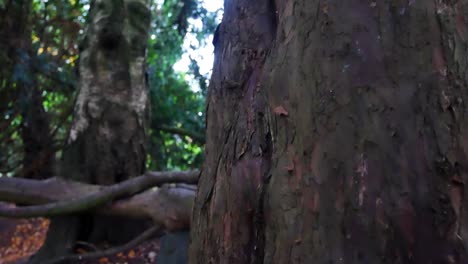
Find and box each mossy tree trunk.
[32,0,151,262]
[190,1,468,263]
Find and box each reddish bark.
[191,1,468,263]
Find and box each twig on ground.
[44,225,162,264]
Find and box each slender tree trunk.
[20,85,55,180]
[191,1,468,263]
[13,0,54,180]
[0,0,54,179]
[32,0,151,262]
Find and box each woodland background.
[0,0,219,178]
[0,0,219,263]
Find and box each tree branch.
[0,170,198,218]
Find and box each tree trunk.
[0,0,54,179]
[191,1,468,263]
[32,0,151,262]
[20,85,55,180]
[13,0,55,180]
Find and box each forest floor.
[0,212,160,264]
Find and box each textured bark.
[191,1,468,263]
[32,0,152,262]
[63,0,151,185]
[190,0,276,262]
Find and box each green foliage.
[144,0,220,170]
[0,0,221,175]
[0,0,82,175]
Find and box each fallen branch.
[0,170,198,219]
[108,184,194,230]
[44,225,162,264]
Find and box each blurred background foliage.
[0,0,221,177]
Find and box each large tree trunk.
[191,1,468,263]
[32,0,151,262]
